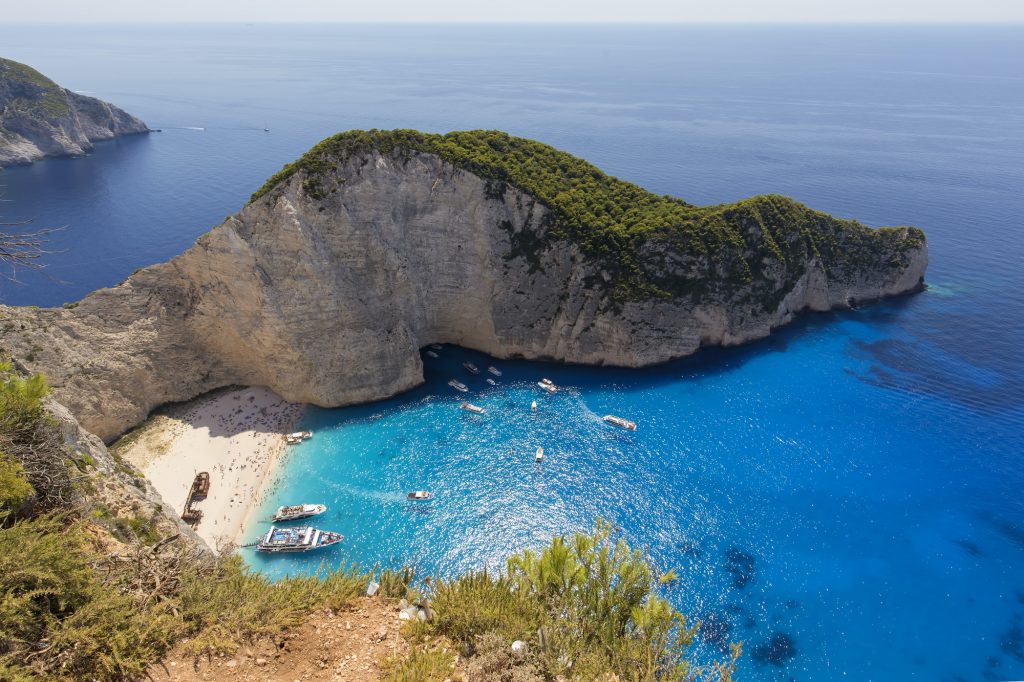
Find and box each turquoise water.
[247,307,1024,680]
[1,23,1022,680]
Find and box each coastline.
[117,386,304,550]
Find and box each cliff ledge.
[0,130,927,441]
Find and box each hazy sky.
[5,0,1024,23]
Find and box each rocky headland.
[0,130,927,442]
[0,57,149,167]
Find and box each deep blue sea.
[1,24,1023,681]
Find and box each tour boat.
[285,431,312,445]
[255,526,343,553]
[463,362,481,375]
[448,379,469,392]
[272,503,327,522]
[460,402,485,414]
[426,350,439,358]
[537,378,557,394]
[407,491,433,501]
[602,415,637,431]
[486,378,497,386]
[487,366,502,377]
[535,446,544,462]
[531,400,537,412]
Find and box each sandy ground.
[147,598,418,682]
[118,386,304,550]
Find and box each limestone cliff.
[0,131,927,441]
[0,57,149,167]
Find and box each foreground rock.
[0,130,927,441]
[0,57,149,167]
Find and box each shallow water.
[1,24,1023,680]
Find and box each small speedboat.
[603,415,637,431]
[486,378,497,386]
[461,402,485,414]
[426,350,439,358]
[272,503,327,522]
[407,490,433,501]
[463,362,481,375]
[535,446,544,462]
[448,379,469,392]
[537,378,557,394]
[254,526,343,553]
[487,366,502,377]
[531,400,537,412]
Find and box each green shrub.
[383,646,455,682]
[0,514,179,681]
[0,452,33,509]
[428,521,739,681]
[175,554,367,654]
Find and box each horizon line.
[2,19,1023,26]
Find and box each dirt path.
[148,598,410,682]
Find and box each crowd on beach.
[122,387,305,549]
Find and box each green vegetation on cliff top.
[250,129,924,302]
[0,58,71,119]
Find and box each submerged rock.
[751,631,798,667]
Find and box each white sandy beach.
[119,386,304,550]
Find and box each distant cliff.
[0,130,927,441]
[0,57,149,167]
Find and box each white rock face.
[0,58,149,167]
[0,150,926,441]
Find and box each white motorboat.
[426,350,439,358]
[448,379,469,392]
[460,402,485,414]
[272,503,327,522]
[286,431,312,445]
[430,344,442,350]
[531,400,537,412]
[535,446,543,462]
[487,366,502,377]
[486,378,497,386]
[463,362,481,375]
[254,526,343,553]
[407,490,433,501]
[537,378,557,394]
[602,415,637,431]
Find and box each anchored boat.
[537,378,557,394]
[272,503,327,522]
[460,402,485,414]
[487,366,502,377]
[407,491,433,501]
[430,344,443,350]
[254,526,343,553]
[535,446,544,462]
[531,400,537,412]
[426,350,439,358]
[463,362,481,375]
[286,431,313,445]
[603,415,637,431]
[448,379,469,392]
[486,378,497,386]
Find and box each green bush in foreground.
[0,366,739,680]
[427,520,740,681]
